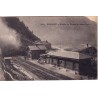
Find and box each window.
[59,60,65,67]
[74,63,79,71]
[66,61,73,69]
[53,59,57,65]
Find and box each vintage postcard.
[0,16,97,80]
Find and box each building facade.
[27,45,47,59]
[39,50,94,76]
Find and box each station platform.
[28,59,88,80]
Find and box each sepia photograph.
[0,16,97,80]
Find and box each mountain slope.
[3,17,40,45]
[19,16,97,48]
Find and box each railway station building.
[27,45,47,59]
[72,45,97,57]
[39,50,94,76]
[35,40,51,50]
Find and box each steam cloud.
[0,18,21,49]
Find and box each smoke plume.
[0,18,21,49]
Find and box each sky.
[19,16,97,48]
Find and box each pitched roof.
[35,41,50,45]
[4,57,12,59]
[70,44,96,52]
[47,50,92,60]
[28,45,46,50]
[38,45,47,50]
[28,46,39,50]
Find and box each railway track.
[1,61,30,80]
[13,57,72,80]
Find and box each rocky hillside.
[3,17,40,46]
[19,16,97,48]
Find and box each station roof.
[46,50,92,60]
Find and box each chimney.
[87,44,88,47]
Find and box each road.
[13,57,72,80]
